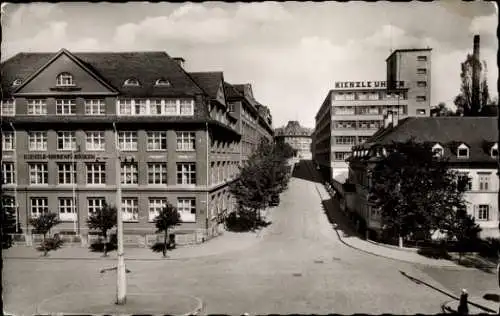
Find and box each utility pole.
[113,123,127,305]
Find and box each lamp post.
[113,122,127,305]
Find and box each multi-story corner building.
[224,82,274,164]
[274,121,313,160]
[386,48,432,116]
[347,116,498,239]
[313,48,432,193]
[0,48,270,245]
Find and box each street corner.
[35,291,204,316]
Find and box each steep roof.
[354,117,497,164]
[275,120,313,137]
[1,50,205,97]
[189,72,224,102]
[223,82,244,99]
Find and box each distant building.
[313,48,432,194]
[275,121,313,160]
[347,116,498,239]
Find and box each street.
[3,160,495,315]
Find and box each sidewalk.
[442,296,498,314]
[4,229,264,261]
[313,181,469,269]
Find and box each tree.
[87,203,117,256]
[454,54,490,116]
[369,139,469,247]
[29,212,62,256]
[1,196,21,249]
[430,102,457,117]
[154,201,181,257]
[442,207,482,262]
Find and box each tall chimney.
[471,35,480,115]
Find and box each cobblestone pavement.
[3,160,495,315]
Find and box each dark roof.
[385,48,432,61]
[223,82,244,99]
[189,71,225,106]
[275,120,313,137]
[1,50,204,97]
[354,117,497,164]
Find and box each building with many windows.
[347,116,498,239]
[0,48,272,245]
[274,121,313,160]
[313,48,432,193]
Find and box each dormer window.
[12,79,22,86]
[432,143,444,157]
[457,143,469,159]
[124,78,140,86]
[56,72,74,86]
[155,79,170,86]
[491,143,498,158]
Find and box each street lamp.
[113,122,127,305]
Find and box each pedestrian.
[457,289,468,315]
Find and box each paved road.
[3,160,486,315]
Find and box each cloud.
[469,14,498,35]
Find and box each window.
[85,99,106,115]
[3,196,16,212]
[31,198,48,218]
[417,81,427,87]
[147,131,167,151]
[57,131,76,151]
[134,99,147,115]
[56,73,74,86]
[148,198,166,221]
[1,100,15,116]
[432,144,444,157]
[478,173,490,191]
[417,68,427,75]
[228,103,235,112]
[123,78,140,86]
[2,132,15,151]
[335,106,355,115]
[165,100,177,115]
[86,163,106,185]
[176,132,196,151]
[2,162,15,184]
[357,137,370,144]
[155,79,170,86]
[334,93,345,101]
[417,55,427,61]
[121,162,138,185]
[345,93,355,101]
[56,99,76,115]
[27,99,47,115]
[150,99,163,115]
[57,163,76,185]
[177,163,196,185]
[491,144,498,158]
[118,99,133,115]
[58,198,76,221]
[177,198,196,222]
[368,93,380,101]
[335,136,356,145]
[457,144,469,159]
[29,131,47,151]
[417,109,426,115]
[118,131,138,151]
[29,163,48,184]
[86,131,105,151]
[122,198,138,222]
[180,99,194,115]
[148,163,167,185]
[458,172,472,191]
[12,79,22,86]
[87,197,106,215]
[357,92,368,100]
[334,152,350,161]
[477,205,490,221]
[334,121,356,129]
[416,96,427,102]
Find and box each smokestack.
[471,35,480,115]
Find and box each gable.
[216,82,227,107]
[15,52,117,95]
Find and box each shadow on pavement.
[320,198,357,239]
[291,160,321,183]
[483,294,500,303]
[400,270,497,314]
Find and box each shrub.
[36,235,64,254]
[89,233,117,253]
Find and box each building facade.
[313,48,432,192]
[347,116,498,239]
[275,121,313,160]
[0,49,272,245]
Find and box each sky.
[1,2,498,128]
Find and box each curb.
[441,299,497,315]
[304,163,473,270]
